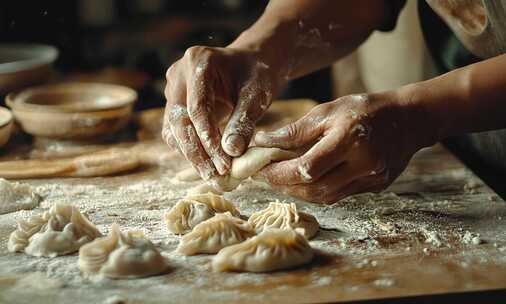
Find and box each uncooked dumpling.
[8,203,102,257]
[212,228,314,272]
[0,178,40,215]
[213,147,298,191]
[186,193,240,217]
[164,199,215,234]
[174,147,297,191]
[164,193,240,234]
[177,212,255,256]
[79,223,169,279]
[248,202,319,239]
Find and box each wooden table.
[1,100,506,303]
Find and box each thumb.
[222,85,271,157]
[254,112,324,150]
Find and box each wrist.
[228,18,298,88]
[388,84,441,149]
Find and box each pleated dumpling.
[78,223,169,279]
[8,203,102,257]
[176,212,255,256]
[185,193,240,217]
[212,228,314,272]
[248,202,319,239]
[164,200,214,234]
[164,193,240,234]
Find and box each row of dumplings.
[165,193,319,272]
[8,203,168,279]
[7,193,319,279]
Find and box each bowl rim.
[6,82,138,113]
[0,44,59,74]
[0,106,13,128]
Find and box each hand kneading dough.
[214,147,298,191]
[0,178,41,214]
[79,223,169,279]
[248,202,319,239]
[164,193,240,234]
[173,147,297,191]
[212,228,313,272]
[8,203,102,257]
[177,212,255,256]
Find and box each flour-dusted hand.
[162,46,281,180]
[255,92,437,204]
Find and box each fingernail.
[224,134,245,157]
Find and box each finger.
[165,81,217,180]
[270,162,357,203]
[254,110,325,150]
[270,159,380,203]
[259,129,349,185]
[161,125,180,153]
[169,113,217,180]
[187,65,231,175]
[222,81,272,157]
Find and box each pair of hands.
[163,46,432,203]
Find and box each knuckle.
[187,102,206,120]
[165,63,177,80]
[285,123,299,139]
[184,46,202,58]
[296,159,315,183]
[184,46,213,63]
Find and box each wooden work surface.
[1,100,506,304]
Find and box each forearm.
[229,0,391,81]
[397,54,506,143]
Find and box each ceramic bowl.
[6,82,137,140]
[0,44,58,94]
[0,107,13,147]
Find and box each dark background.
[0,0,332,110]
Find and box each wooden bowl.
[0,44,58,94]
[0,106,13,147]
[6,82,137,140]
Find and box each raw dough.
[186,183,222,196]
[174,147,298,191]
[8,203,102,257]
[164,200,214,234]
[212,228,314,272]
[185,193,240,217]
[0,178,41,214]
[176,212,255,256]
[215,147,298,191]
[248,202,319,239]
[78,223,169,279]
[164,193,240,234]
[174,167,202,183]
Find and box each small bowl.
[6,82,137,140]
[0,107,13,147]
[0,44,58,94]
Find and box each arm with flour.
[163,0,401,180]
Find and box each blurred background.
[0,0,335,110]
